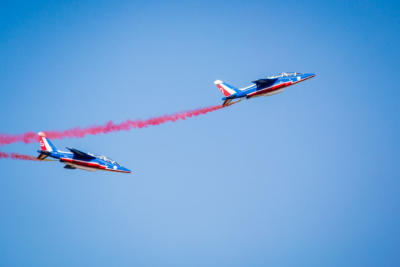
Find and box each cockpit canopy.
[89,153,120,166]
[268,72,302,78]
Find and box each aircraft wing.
[66,147,96,159]
[252,78,278,89]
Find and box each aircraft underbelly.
[260,88,285,96]
[67,163,98,171]
[247,88,285,99]
[60,157,107,172]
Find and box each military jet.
[214,72,315,106]
[36,132,131,173]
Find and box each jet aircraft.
[214,72,315,106]
[36,132,131,173]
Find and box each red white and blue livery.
[215,72,315,106]
[36,132,131,173]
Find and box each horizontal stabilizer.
[37,152,48,160]
[223,99,242,107]
[223,99,232,106]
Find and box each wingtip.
[214,80,223,85]
[38,131,46,137]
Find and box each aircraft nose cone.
[301,73,316,80]
[121,167,131,173]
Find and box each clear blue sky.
[1,0,399,266]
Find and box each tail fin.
[214,80,239,97]
[38,132,57,152]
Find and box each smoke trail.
[0,151,38,161]
[0,105,224,145]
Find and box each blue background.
[1,0,399,266]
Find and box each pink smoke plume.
[0,105,224,146]
[0,151,38,161]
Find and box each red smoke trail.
[0,151,38,161]
[0,105,224,145]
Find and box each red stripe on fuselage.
[247,81,292,97]
[105,169,131,173]
[60,158,107,170]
